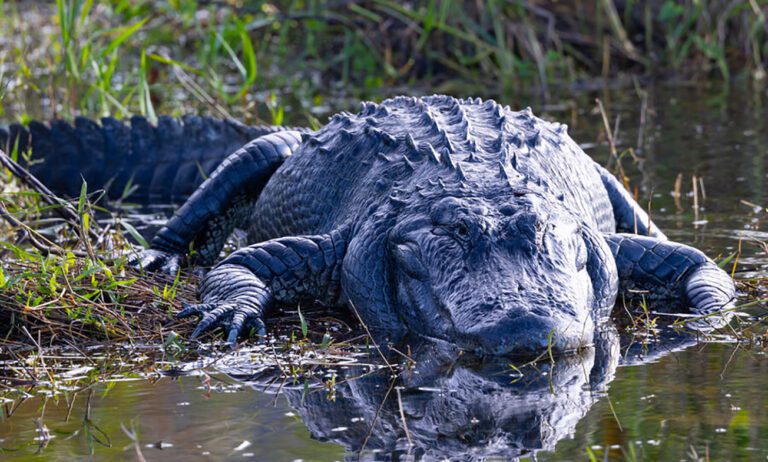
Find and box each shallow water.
[3,83,768,460]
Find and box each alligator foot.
[179,301,267,344]
[178,264,271,344]
[176,229,349,344]
[605,233,736,329]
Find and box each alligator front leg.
[605,234,736,327]
[131,130,302,273]
[178,227,349,343]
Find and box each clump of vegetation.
[0,154,198,344]
[1,1,767,124]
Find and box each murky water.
[3,83,768,461]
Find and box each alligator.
[0,95,736,356]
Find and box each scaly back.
[250,95,615,240]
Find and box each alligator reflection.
[224,327,696,460]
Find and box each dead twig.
[0,147,100,241]
[347,300,396,374]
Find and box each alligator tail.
[0,115,304,203]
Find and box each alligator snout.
[461,309,593,357]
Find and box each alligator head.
[385,186,619,357]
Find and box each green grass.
[0,1,766,124]
[0,185,196,343]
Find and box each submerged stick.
[596,99,617,164]
[636,87,648,153]
[692,175,700,224]
[347,300,396,374]
[395,386,413,447]
[673,173,683,212]
[596,98,628,184]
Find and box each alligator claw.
[128,249,182,275]
[179,301,266,344]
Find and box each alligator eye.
[453,220,472,242]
